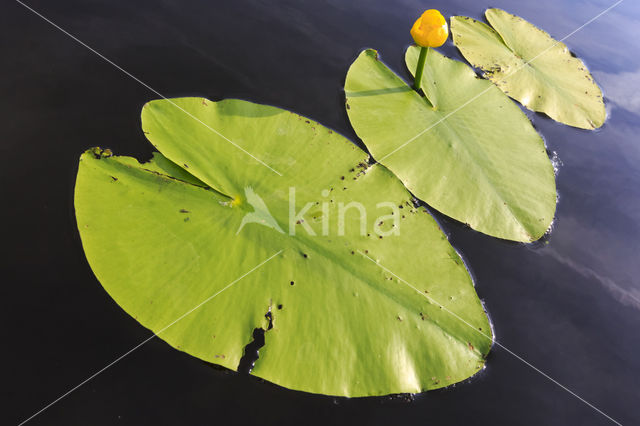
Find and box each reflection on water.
[594,67,640,114]
[538,246,640,310]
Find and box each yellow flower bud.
[410,9,448,48]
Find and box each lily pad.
[74,97,492,396]
[344,48,556,242]
[450,9,606,129]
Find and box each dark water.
[3,0,639,424]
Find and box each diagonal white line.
[15,0,283,177]
[377,0,624,163]
[17,250,283,426]
[358,250,622,426]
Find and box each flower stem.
[413,46,428,92]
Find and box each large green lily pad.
[451,9,606,129]
[344,48,556,242]
[74,97,491,396]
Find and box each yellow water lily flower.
[410,9,448,48]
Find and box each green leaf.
[75,97,492,397]
[451,9,606,129]
[344,48,556,242]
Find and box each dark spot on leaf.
[290,280,295,286]
[180,209,190,213]
[264,310,273,330]
[237,328,265,374]
[110,176,118,181]
[277,304,283,310]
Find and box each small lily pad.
[75,97,491,396]
[344,48,556,242]
[451,9,606,129]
